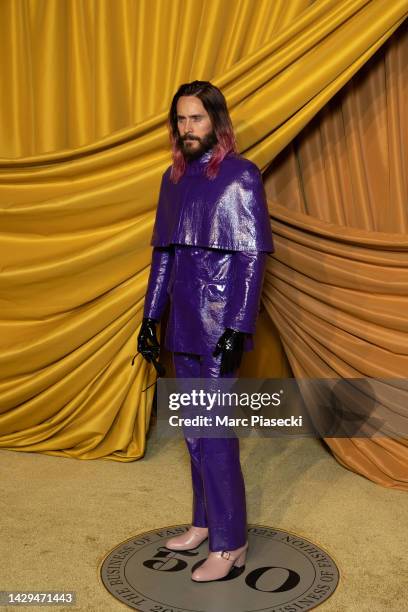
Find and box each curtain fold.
[263,18,408,489]
[0,0,407,479]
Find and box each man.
[138,81,274,582]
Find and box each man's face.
[176,95,217,161]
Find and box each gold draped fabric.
[0,0,407,487]
[262,19,408,490]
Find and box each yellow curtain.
[0,1,407,470]
[262,19,408,490]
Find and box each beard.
[179,130,218,162]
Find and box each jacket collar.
[184,147,214,176]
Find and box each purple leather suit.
[143,148,274,551]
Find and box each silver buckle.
[221,551,231,560]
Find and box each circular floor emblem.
[100,524,340,611]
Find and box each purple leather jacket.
[143,149,274,356]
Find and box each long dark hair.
[168,80,238,182]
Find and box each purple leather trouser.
[173,351,248,552]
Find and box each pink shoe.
[165,526,208,551]
[191,541,248,582]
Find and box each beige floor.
[1,430,407,612]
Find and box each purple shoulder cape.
[150,150,274,253]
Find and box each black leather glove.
[213,328,245,376]
[137,317,160,363]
